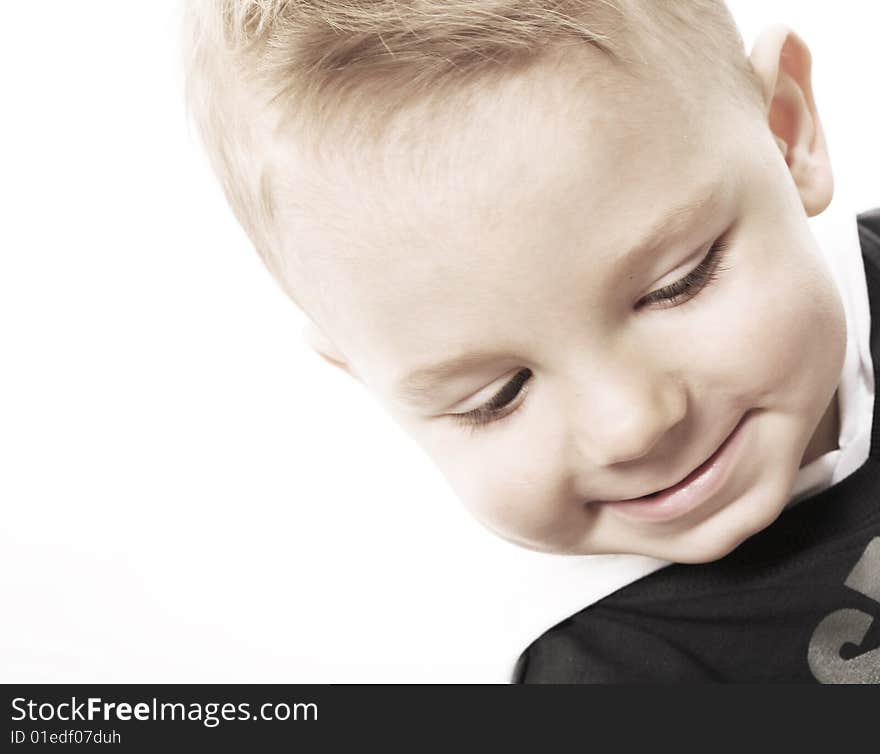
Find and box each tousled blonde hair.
[181,1,762,310]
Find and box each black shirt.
[514,209,880,683]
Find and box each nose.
[568,359,688,469]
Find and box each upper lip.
[600,416,743,502]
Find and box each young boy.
[181,1,879,682]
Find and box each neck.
[801,387,841,467]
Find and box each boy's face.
[284,34,846,562]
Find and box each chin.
[665,537,749,565]
[664,488,790,564]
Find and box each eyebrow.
[393,185,727,405]
[609,184,728,276]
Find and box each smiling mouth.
[588,411,751,523]
[630,446,721,500]
[599,413,749,503]
[637,443,724,499]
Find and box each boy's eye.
[636,236,730,309]
[449,368,532,432]
[448,236,731,433]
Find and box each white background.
[2,2,878,682]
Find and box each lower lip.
[596,412,750,523]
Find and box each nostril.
[595,424,670,468]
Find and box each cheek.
[428,417,573,540]
[680,236,845,411]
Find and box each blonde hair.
[181,0,762,310]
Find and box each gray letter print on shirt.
[807,537,880,683]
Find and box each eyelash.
[450,367,533,434]
[449,237,731,432]
[636,236,730,309]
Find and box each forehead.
[277,47,740,385]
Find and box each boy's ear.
[302,319,358,380]
[748,24,833,216]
